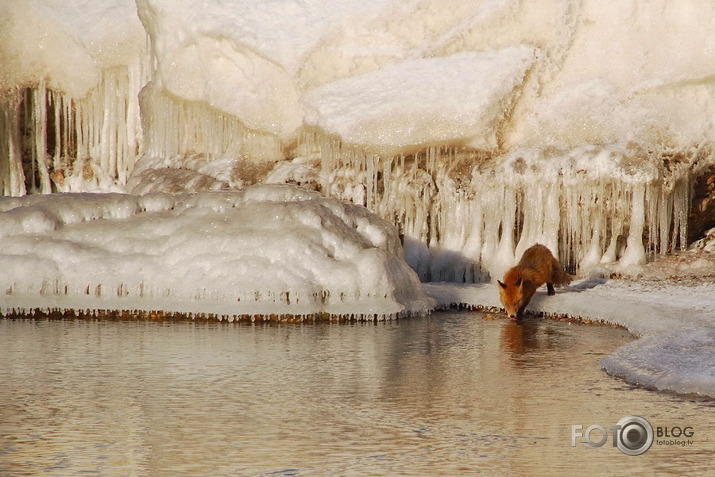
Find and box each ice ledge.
[0,184,433,320]
[0,295,427,322]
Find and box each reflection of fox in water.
[497,244,572,320]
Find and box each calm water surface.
[1,311,713,476]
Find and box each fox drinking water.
[497,244,572,320]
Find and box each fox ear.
[497,280,506,289]
[514,277,522,287]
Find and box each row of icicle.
[0,68,711,283]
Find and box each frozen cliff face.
[300,140,711,282]
[1,0,715,280]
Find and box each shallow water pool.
[1,311,712,476]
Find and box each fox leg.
[516,301,530,319]
[547,283,555,296]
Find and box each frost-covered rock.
[0,185,432,319]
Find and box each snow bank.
[136,0,399,139]
[0,184,432,320]
[133,0,715,151]
[424,278,715,397]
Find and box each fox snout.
[503,305,520,320]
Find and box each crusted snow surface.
[0,184,432,320]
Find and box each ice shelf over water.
[0,184,433,319]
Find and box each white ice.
[3,0,713,274]
[5,1,715,158]
[0,184,433,320]
[302,46,535,155]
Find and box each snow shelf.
[0,184,433,320]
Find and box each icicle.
[141,87,283,166]
[0,59,152,194]
[0,91,26,195]
[32,81,52,193]
[621,184,647,266]
[301,133,703,282]
[462,198,484,282]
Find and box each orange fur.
[497,244,571,320]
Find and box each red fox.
[497,244,572,320]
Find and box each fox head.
[497,278,524,320]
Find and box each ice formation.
[0,0,148,195]
[302,46,536,155]
[0,184,432,319]
[3,0,715,281]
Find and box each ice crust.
[2,0,714,276]
[0,0,146,97]
[4,1,715,176]
[0,184,433,319]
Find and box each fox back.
[497,244,571,319]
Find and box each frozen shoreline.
[4,273,714,398]
[1,184,712,399]
[423,277,715,398]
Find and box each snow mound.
[0,185,432,320]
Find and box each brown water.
[1,312,713,476]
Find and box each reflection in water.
[501,320,540,354]
[1,313,713,476]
